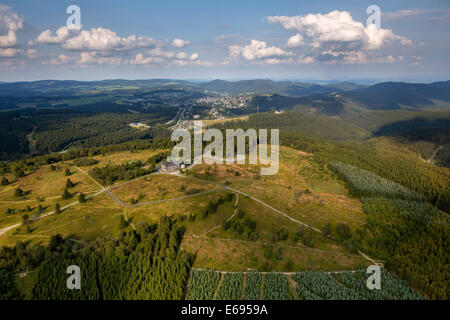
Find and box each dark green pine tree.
[1,176,8,186]
[37,204,45,214]
[14,167,25,178]
[62,187,72,200]
[55,203,61,214]
[14,188,24,198]
[66,178,74,188]
[78,193,86,203]
[21,214,29,226]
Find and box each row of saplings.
[184,192,261,242]
[261,222,354,266]
[7,169,89,235]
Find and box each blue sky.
[0,0,449,82]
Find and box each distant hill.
[343,81,450,110]
[247,92,349,116]
[0,79,362,98]
[197,79,361,96]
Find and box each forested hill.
[196,79,362,96]
[0,79,362,98]
[343,81,450,110]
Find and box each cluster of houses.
[129,122,150,129]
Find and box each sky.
[0,0,449,82]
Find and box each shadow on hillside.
[374,117,450,137]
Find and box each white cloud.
[0,30,17,48]
[0,47,18,57]
[297,55,315,64]
[262,58,293,65]
[0,5,24,48]
[171,38,190,48]
[228,45,242,58]
[129,51,202,66]
[172,59,212,67]
[190,53,199,61]
[31,26,73,45]
[286,33,304,48]
[316,51,401,64]
[147,47,175,59]
[385,8,450,21]
[268,10,411,52]
[63,27,159,51]
[129,53,164,65]
[176,52,188,60]
[44,54,71,65]
[214,34,241,41]
[78,51,122,65]
[229,39,294,61]
[26,48,38,59]
[384,8,426,20]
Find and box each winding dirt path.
[426,145,444,163]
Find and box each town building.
[160,161,180,172]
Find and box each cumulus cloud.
[78,51,123,65]
[176,52,188,60]
[0,5,24,49]
[62,27,159,51]
[31,26,73,45]
[229,39,294,61]
[26,48,38,59]
[128,50,203,66]
[316,50,400,64]
[147,47,175,59]
[0,48,18,57]
[267,10,411,65]
[190,53,199,61]
[228,45,243,58]
[171,38,190,48]
[268,11,411,51]
[261,58,293,65]
[44,54,71,65]
[172,59,212,67]
[26,24,203,67]
[129,53,164,65]
[286,33,304,48]
[297,55,315,64]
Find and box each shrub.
[66,178,74,188]
[14,188,24,197]
[336,223,351,240]
[78,193,86,203]
[1,176,8,186]
[62,188,72,200]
